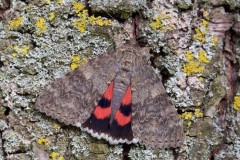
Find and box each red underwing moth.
[35,44,185,149]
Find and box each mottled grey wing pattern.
[131,64,185,149]
[35,51,117,126]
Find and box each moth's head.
[119,49,138,72]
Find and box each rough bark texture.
[0,0,240,160]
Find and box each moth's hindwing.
[108,84,136,144]
[81,81,113,136]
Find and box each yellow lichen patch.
[182,49,210,75]
[185,51,194,61]
[213,36,218,45]
[45,0,51,4]
[202,19,208,27]
[56,0,62,4]
[95,17,104,26]
[77,9,88,19]
[72,1,84,13]
[36,17,47,35]
[37,138,47,145]
[12,45,30,55]
[180,112,192,120]
[50,152,64,160]
[150,13,171,31]
[73,19,87,33]
[101,18,112,26]
[233,96,240,111]
[88,16,112,26]
[72,3,112,33]
[70,55,87,70]
[193,28,205,43]
[203,10,209,20]
[12,52,18,57]
[199,77,204,83]
[49,12,55,21]
[9,16,23,30]
[194,109,203,118]
[182,61,205,75]
[187,121,192,127]
[198,49,210,63]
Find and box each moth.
[35,44,185,149]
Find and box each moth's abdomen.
[111,72,131,122]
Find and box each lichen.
[72,1,85,14]
[56,0,63,5]
[2,129,30,154]
[198,49,210,63]
[180,108,204,133]
[182,60,205,75]
[212,36,218,45]
[202,19,209,27]
[106,146,123,160]
[35,17,47,35]
[194,109,204,118]
[233,96,240,111]
[50,152,64,160]
[193,27,206,43]
[70,54,88,70]
[72,2,112,33]
[0,120,8,131]
[70,134,90,158]
[89,0,147,20]
[150,13,173,31]
[180,112,192,120]
[182,49,210,75]
[37,137,47,145]
[128,147,157,160]
[8,16,23,30]
[45,0,51,4]
[193,19,209,43]
[49,12,55,21]
[11,45,30,55]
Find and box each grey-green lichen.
[175,0,193,10]
[2,129,31,154]
[106,146,123,160]
[70,134,90,158]
[128,146,157,160]
[89,0,147,19]
[0,120,8,131]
